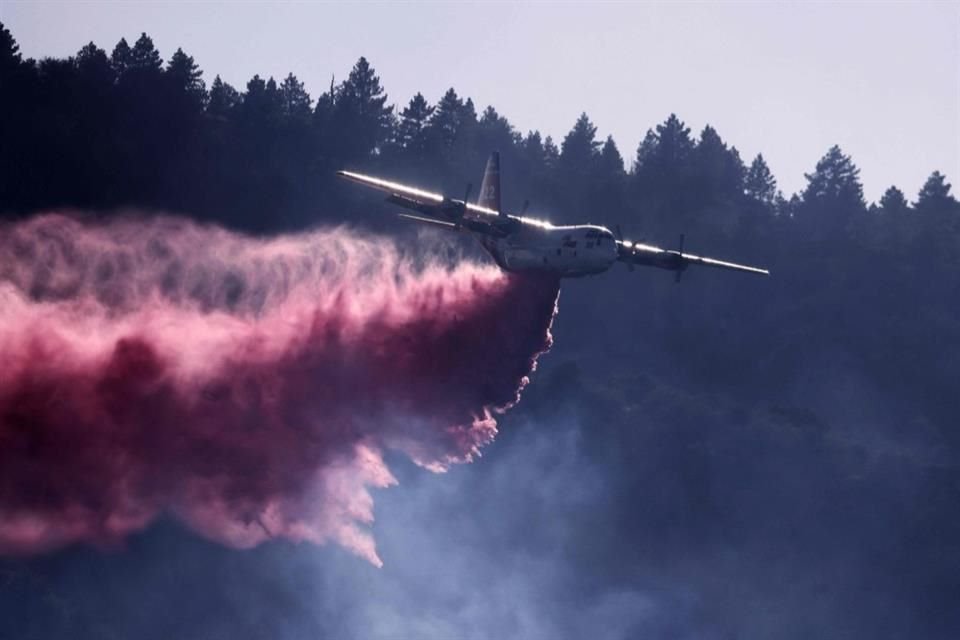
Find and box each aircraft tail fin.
[478,151,503,215]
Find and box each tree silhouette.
[560,112,600,174]
[129,32,163,75]
[879,185,909,217]
[745,154,777,205]
[334,57,393,159]
[110,38,132,78]
[208,75,240,118]
[166,47,206,106]
[598,136,625,177]
[800,145,865,238]
[396,92,433,154]
[427,88,467,150]
[279,73,311,121]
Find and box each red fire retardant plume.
[0,214,559,566]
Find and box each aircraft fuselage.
[479,224,618,278]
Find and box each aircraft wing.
[617,239,769,277]
[337,170,510,235]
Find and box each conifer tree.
[598,135,625,177]
[166,47,206,105]
[560,112,600,173]
[397,92,433,152]
[207,75,239,117]
[129,32,162,74]
[279,73,311,120]
[110,38,132,78]
[745,154,777,205]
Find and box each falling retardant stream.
[0,214,560,566]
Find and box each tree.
[542,135,560,170]
[915,171,955,213]
[426,87,468,151]
[75,42,113,85]
[166,47,206,106]
[631,114,698,234]
[598,136,624,178]
[745,154,777,205]
[560,112,600,175]
[110,38,132,78]
[633,129,658,173]
[279,73,311,120]
[478,105,518,154]
[397,92,433,152]
[335,57,393,157]
[632,114,695,190]
[693,125,745,204]
[879,186,909,217]
[237,74,282,128]
[653,114,694,169]
[207,75,239,118]
[802,145,864,206]
[799,145,865,237]
[129,32,162,74]
[0,20,23,77]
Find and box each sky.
[2,2,958,201]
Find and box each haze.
[2,1,956,201]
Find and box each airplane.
[337,152,769,280]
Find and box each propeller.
[442,182,473,226]
[615,224,634,271]
[674,233,687,283]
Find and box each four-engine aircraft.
[338,152,769,279]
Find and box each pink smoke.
[0,214,559,566]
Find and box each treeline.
[1,23,957,248]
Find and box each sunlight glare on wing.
[338,171,444,203]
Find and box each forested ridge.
[1,23,959,639]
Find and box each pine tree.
[803,145,864,206]
[207,75,239,117]
[560,112,600,178]
[166,47,206,105]
[0,20,23,77]
[110,38,132,78]
[915,171,955,213]
[694,125,745,202]
[335,57,393,156]
[279,73,311,120]
[427,88,465,148]
[543,135,560,169]
[75,42,113,84]
[397,92,433,152]
[745,154,777,205]
[240,74,281,126]
[799,145,865,236]
[478,105,518,152]
[633,129,658,173]
[129,33,162,74]
[598,136,624,177]
[655,114,694,167]
[879,186,909,216]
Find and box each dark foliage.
[1,22,958,640]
